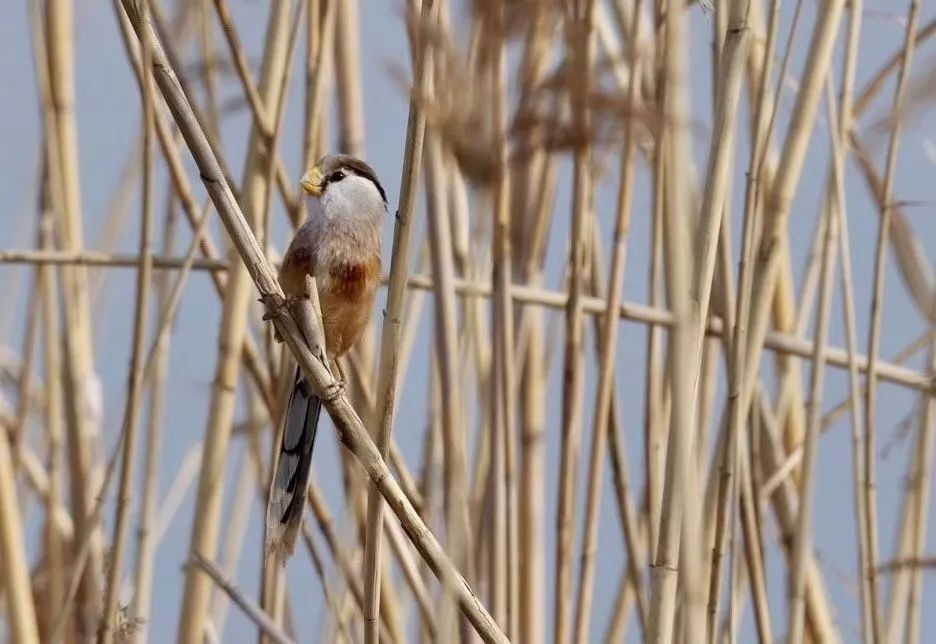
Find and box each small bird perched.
[266,154,386,557]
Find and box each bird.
[265,153,386,558]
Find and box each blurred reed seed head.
[396,0,661,185]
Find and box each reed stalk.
[900,332,933,644]
[425,125,472,638]
[826,3,872,638]
[571,0,640,637]
[44,0,105,631]
[646,0,704,636]
[697,1,751,636]
[130,198,178,641]
[98,1,157,637]
[861,5,920,641]
[38,190,66,642]
[554,5,595,642]
[0,355,40,644]
[362,0,433,640]
[785,83,840,644]
[176,2,294,640]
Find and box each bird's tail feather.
[265,366,322,561]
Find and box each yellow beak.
[301,166,324,197]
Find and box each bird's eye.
[328,170,346,183]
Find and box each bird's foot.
[322,378,346,403]
[261,293,307,342]
[260,292,287,322]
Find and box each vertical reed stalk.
[490,5,519,636]
[647,0,704,637]
[905,339,935,644]
[39,191,66,642]
[571,0,640,637]
[130,199,178,641]
[862,4,919,641]
[586,236,650,639]
[99,0,157,637]
[0,340,40,644]
[361,2,433,641]
[45,0,105,630]
[425,127,471,638]
[334,0,365,157]
[554,4,595,641]
[825,2,871,638]
[785,85,839,642]
[698,1,752,636]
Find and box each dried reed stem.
[514,8,556,640]
[99,0,157,637]
[211,0,302,225]
[490,10,519,635]
[555,5,595,642]
[861,4,919,641]
[905,337,935,644]
[190,554,295,644]
[38,190,66,641]
[303,0,335,170]
[571,0,640,637]
[130,198,178,641]
[785,82,840,644]
[425,125,472,638]
[755,392,838,640]
[334,0,365,156]
[824,2,872,638]
[176,2,293,640]
[114,1,279,418]
[361,0,431,640]
[739,0,845,445]
[648,0,705,637]
[44,0,105,629]
[0,353,40,644]
[586,236,649,639]
[699,1,752,636]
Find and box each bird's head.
[301,154,387,217]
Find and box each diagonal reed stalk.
[115,5,508,640]
[176,2,294,640]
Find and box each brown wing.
[279,234,317,298]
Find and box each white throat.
[305,173,384,262]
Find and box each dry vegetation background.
[1,0,935,642]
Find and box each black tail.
[266,366,322,559]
